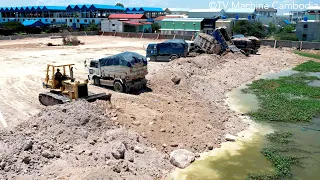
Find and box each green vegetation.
[294,51,320,60]
[115,3,124,8]
[85,22,99,31]
[244,61,320,179]
[151,23,161,32]
[266,132,293,144]
[271,25,299,41]
[232,21,267,38]
[244,73,320,122]
[247,132,301,180]
[274,33,299,41]
[268,22,277,35]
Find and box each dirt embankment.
[0,100,173,180]
[114,47,309,154]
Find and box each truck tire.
[114,81,125,93]
[93,77,100,86]
[150,56,157,61]
[170,55,178,61]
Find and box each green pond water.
[172,69,320,180]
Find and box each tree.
[283,25,295,33]
[151,23,161,33]
[232,20,267,38]
[268,22,277,35]
[115,3,124,8]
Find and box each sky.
[0,0,318,13]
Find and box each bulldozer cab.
[43,64,75,89]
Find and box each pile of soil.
[0,100,172,179]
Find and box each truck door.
[146,44,157,57]
[89,61,100,80]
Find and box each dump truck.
[231,34,261,54]
[39,64,111,106]
[146,39,188,61]
[87,52,148,93]
[194,27,260,55]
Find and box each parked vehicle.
[146,39,188,62]
[87,52,148,93]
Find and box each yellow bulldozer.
[39,64,111,106]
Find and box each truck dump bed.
[98,52,148,81]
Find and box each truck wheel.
[150,56,157,61]
[170,55,178,61]
[93,77,100,86]
[114,81,125,93]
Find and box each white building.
[188,9,225,18]
[165,8,190,15]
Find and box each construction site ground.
[0,36,312,179]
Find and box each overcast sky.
[0,0,318,13]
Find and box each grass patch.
[293,60,320,72]
[247,132,301,180]
[245,73,320,122]
[294,51,320,60]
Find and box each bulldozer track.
[38,92,71,106]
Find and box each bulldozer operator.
[55,69,64,88]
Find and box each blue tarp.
[99,52,147,68]
[284,20,291,25]
[22,20,47,27]
[158,39,187,55]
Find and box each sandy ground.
[0,36,316,178]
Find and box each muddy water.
[172,69,320,180]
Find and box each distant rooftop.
[306,6,320,10]
[225,8,255,14]
[255,8,277,12]
[189,9,223,13]
[161,18,204,22]
[165,8,190,12]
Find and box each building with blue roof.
[0,4,127,30]
[125,7,164,18]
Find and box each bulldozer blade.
[83,93,112,102]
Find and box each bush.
[274,33,299,41]
[85,22,98,31]
[62,35,80,46]
[232,21,267,38]
[0,22,25,35]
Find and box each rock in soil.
[111,141,126,160]
[225,134,237,142]
[170,149,195,169]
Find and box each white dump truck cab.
[87,52,148,93]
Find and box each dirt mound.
[0,100,172,179]
[149,54,224,94]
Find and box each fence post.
[300,41,303,50]
[274,40,277,48]
[141,33,144,38]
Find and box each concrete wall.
[260,39,320,50]
[0,31,99,41]
[296,21,320,41]
[101,20,123,32]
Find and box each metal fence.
[0,31,99,41]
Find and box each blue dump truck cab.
[146,39,188,62]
